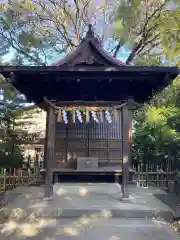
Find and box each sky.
[3,43,130,64]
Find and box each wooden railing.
[135,171,176,187]
[0,168,39,191]
[134,163,176,187]
[0,168,39,208]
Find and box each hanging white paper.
[62,110,68,124]
[105,110,112,123]
[76,110,83,123]
[91,110,99,123]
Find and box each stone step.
[29,180,44,186]
[41,206,174,222]
[1,218,179,240]
[1,184,177,225]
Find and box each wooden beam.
[44,106,56,199]
[0,65,178,74]
[55,101,124,107]
[55,101,128,108]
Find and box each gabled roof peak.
[86,24,94,38]
[53,24,125,67]
[83,24,100,46]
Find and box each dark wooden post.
[121,101,130,198]
[128,100,134,167]
[44,107,56,199]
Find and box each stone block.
[0,208,10,223]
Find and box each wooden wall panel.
[68,121,88,139]
[88,110,122,139]
[55,139,66,149]
[109,150,122,160]
[55,138,66,167]
[67,140,86,149]
[89,140,107,149]
[55,110,123,168]
[108,140,122,149]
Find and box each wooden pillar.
[128,99,134,168]
[121,102,130,198]
[44,107,56,199]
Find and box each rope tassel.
[57,110,62,122]
[114,109,118,121]
[100,111,103,122]
[72,111,76,123]
[85,110,89,123]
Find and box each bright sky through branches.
[1,0,130,64]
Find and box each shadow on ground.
[154,191,180,213]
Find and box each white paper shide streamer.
[62,110,68,124]
[105,110,112,123]
[76,110,83,123]
[91,110,99,123]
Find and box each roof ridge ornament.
[86,24,94,38]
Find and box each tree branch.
[113,42,122,57]
[0,30,45,65]
[135,33,160,57]
[125,2,166,64]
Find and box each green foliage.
[0,112,24,168]
[0,75,38,168]
[135,55,163,66]
[159,5,180,67]
[114,0,179,64]
[0,145,23,168]
[133,77,180,169]
[120,1,180,168]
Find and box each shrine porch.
[51,168,134,184]
[0,184,177,221]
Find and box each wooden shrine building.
[0,25,179,198]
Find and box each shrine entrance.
[44,100,132,185]
[54,104,123,169]
[0,24,178,199]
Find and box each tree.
[0,0,178,66]
[0,72,45,168]
[0,94,25,168]
[132,66,180,169]
[112,0,180,169]
[113,0,179,64]
[159,2,180,67]
[0,0,114,65]
[133,97,180,169]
